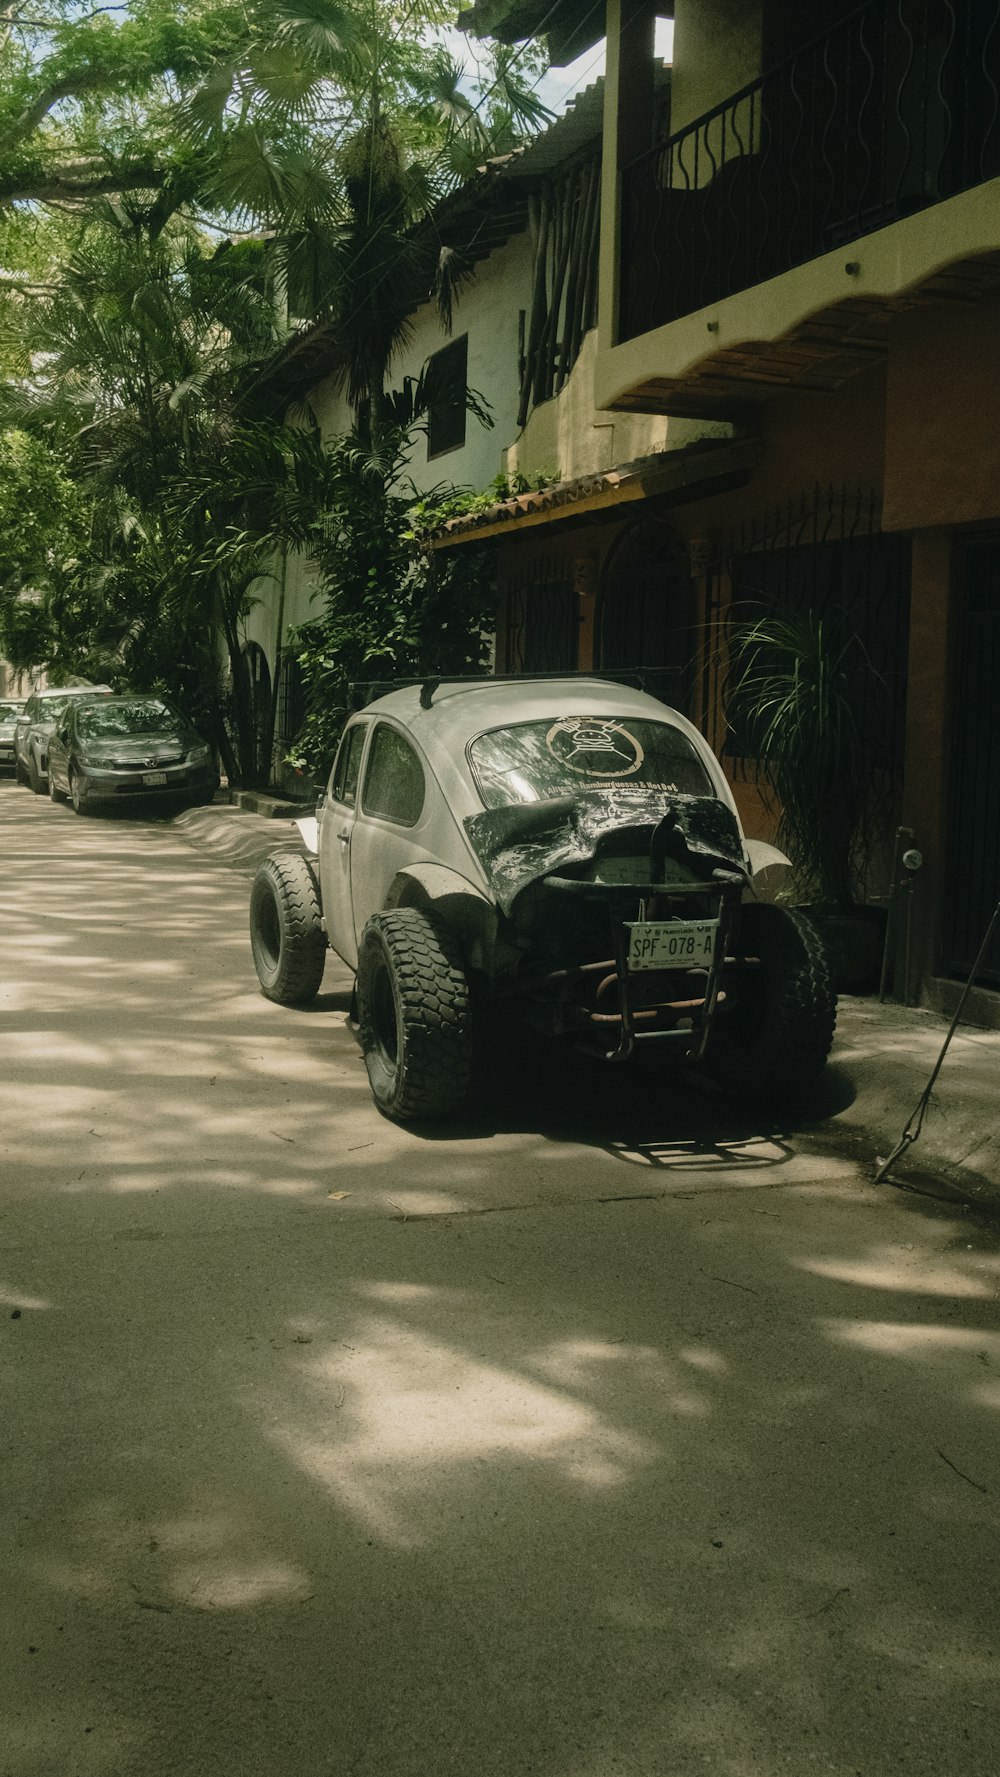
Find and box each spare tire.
[708,902,836,1104]
[250,852,326,1005]
[357,908,472,1122]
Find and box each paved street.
[1,781,998,1777]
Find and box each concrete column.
[899,532,956,1001]
[598,0,657,351]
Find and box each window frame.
[329,720,369,808]
[359,720,427,829]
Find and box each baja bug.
[249,676,836,1122]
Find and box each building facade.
[449,0,1000,1016]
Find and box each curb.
[173,800,307,875]
[228,788,314,819]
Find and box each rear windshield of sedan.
[469,717,714,809]
[75,700,181,738]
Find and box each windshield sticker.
[545,718,645,778]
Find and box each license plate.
[627,919,718,970]
[143,771,168,786]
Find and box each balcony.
[619,0,1000,344]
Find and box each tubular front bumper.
[528,870,746,1061]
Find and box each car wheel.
[15,755,28,786]
[69,768,89,815]
[707,903,836,1104]
[356,908,472,1123]
[26,751,45,794]
[48,770,65,804]
[249,852,326,1005]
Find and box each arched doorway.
[239,641,273,783]
[595,520,697,713]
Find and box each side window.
[427,334,468,459]
[329,722,368,806]
[361,724,426,827]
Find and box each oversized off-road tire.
[708,903,836,1104]
[26,750,44,794]
[250,852,326,1005]
[356,908,472,1123]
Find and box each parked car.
[14,684,113,791]
[248,675,836,1123]
[47,695,219,813]
[0,698,26,772]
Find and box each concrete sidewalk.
[173,798,1000,1215]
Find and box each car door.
[319,720,369,968]
[349,721,430,947]
[14,696,37,769]
[47,712,70,792]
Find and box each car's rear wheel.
[26,751,44,794]
[707,903,836,1104]
[250,852,326,1005]
[357,909,472,1123]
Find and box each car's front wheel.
[357,909,472,1123]
[249,852,326,1005]
[26,751,45,794]
[49,769,65,804]
[69,768,90,815]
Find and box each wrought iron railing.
[620,0,1000,339]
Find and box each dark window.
[361,724,426,826]
[427,335,468,459]
[330,722,367,806]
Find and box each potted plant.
[726,604,890,989]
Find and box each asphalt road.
[1,781,998,1777]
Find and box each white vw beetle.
[249,676,835,1122]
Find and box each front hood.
[82,733,186,764]
[464,789,747,916]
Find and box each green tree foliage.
[0,0,551,778]
[0,426,88,670]
[287,430,494,779]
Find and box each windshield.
[76,700,181,739]
[469,717,714,810]
[0,702,22,718]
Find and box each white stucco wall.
[297,226,536,498]
[243,546,322,663]
[503,329,672,480]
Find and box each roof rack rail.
[348,669,656,710]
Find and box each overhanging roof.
[427,435,760,547]
[457,0,607,65]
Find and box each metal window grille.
[504,566,579,673]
